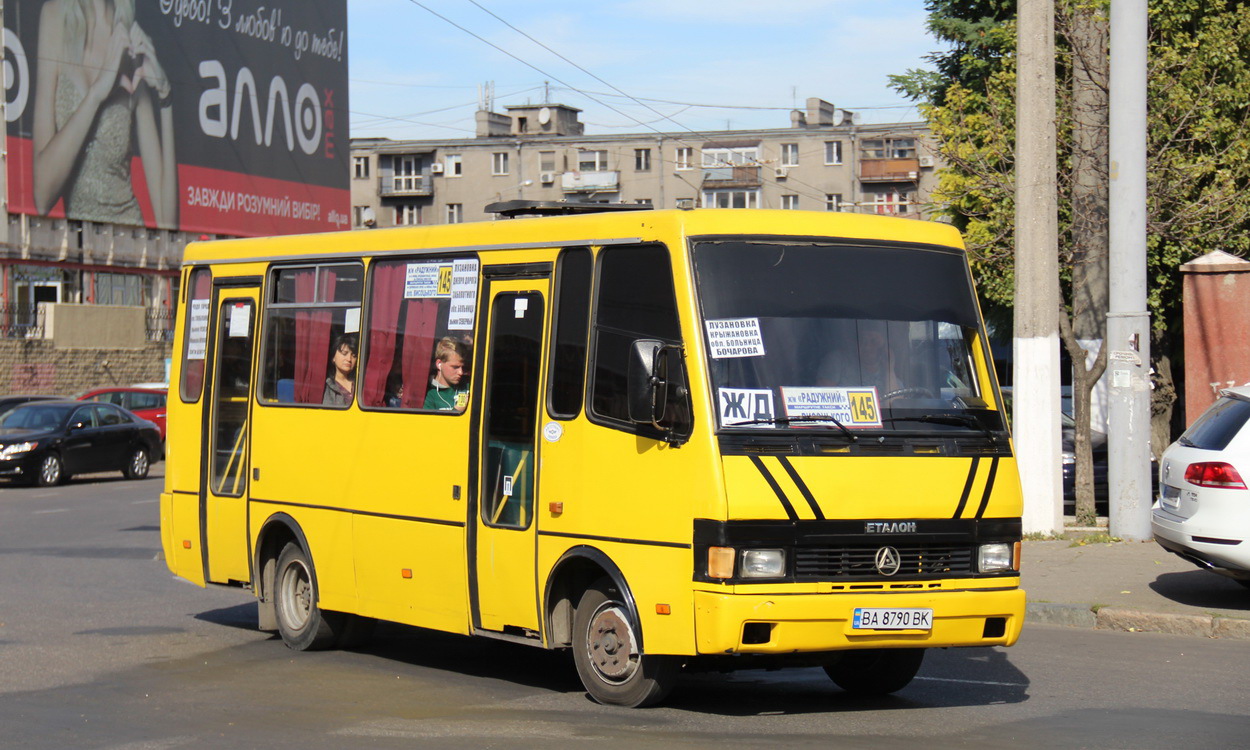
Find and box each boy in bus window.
[323,333,358,406]
[424,337,470,411]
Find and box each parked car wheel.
[124,446,150,480]
[36,453,63,487]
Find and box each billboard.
[3,0,349,237]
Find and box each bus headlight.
[978,542,1016,573]
[740,549,786,578]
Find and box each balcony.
[702,165,761,188]
[380,174,433,197]
[860,158,921,183]
[561,171,619,193]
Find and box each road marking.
[33,508,69,514]
[914,676,1027,687]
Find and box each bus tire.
[824,648,925,696]
[273,542,343,651]
[572,579,679,707]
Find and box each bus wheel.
[273,542,342,651]
[824,648,925,696]
[572,579,679,707]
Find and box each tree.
[893,0,1250,524]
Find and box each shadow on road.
[1149,571,1250,612]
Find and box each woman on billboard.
[31,0,178,229]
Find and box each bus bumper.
[693,585,1025,655]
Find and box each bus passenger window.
[589,244,690,437]
[548,247,592,418]
[258,263,363,407]
[360,258,479,411]
[180,267,212,403]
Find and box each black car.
[0,400,161,486]
[0,395,59,420]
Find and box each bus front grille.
[794,544,974,579]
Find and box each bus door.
[199,285,260,585]
[471,278,549,635]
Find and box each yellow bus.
[160,205,1024,707]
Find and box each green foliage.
[899,0,1250,334]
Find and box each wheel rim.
[131,449,148,477]
[278,558,314,632]
[583,601,640,684]
[40,456,60,484]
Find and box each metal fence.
[146,308,177,343]
[0,304,45,339]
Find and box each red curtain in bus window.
[180,269,212,400]
[361,263,403,407]
[401,299,439,407]
[293,269,335,403]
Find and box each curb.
[1026,602,1250,640]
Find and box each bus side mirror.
[627,339,664,425]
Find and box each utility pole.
[1015,0,1063,534]
[1107,0,1152,540]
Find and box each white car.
[1153,386,1250,588]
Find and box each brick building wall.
[1,339,172,396]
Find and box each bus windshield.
[692,238,1005,434]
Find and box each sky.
[347,0,947,142]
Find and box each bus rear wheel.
[824,648,925,696]
[273,542,343,651]
[572,579,679,707]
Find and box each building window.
[780,143,799,167]
[353,156,370,179]
[353,206,376,227]
[539,151,557,172]
[866,190,910,215]
[862,138,916,159]
[675,147,693,170]
[781,194,798,210]
[634,149,651,171]
[634,198,653,206]
[578,150,608,172]
[393,155,422,192]
[395,204,421,226]
[492,152,509,175]
[94,272,143,306]
[824,141,842,165]
[702,147,758,167]
[702,189,760,208]
[446,204,463,224]
[825,194,842,212]
[446,154,462,177]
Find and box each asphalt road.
[3,469,1249,749]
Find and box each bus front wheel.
[273,542,343,651]
[572,579,679,707]
[824,648,925,696]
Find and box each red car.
[78,387,168,445]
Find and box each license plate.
[852,607,933,630]
[1160,484,1181,510]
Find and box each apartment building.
[350,98,941,227]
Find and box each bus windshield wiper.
[883,414,999,442]
[728,415,857,442]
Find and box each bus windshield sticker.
[187,299,210,359]
[448,259,479,330]
[780,387,882,428]
[719,388,775,428]
[344,307,361,333]
[404,262,453,299]
[706,317,764,359]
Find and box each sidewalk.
[1022,530,1250,639]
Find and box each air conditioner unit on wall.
[430,163,445,174]
[540,171,556,184]
[918,155,935,168]
[774,168,789,179]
